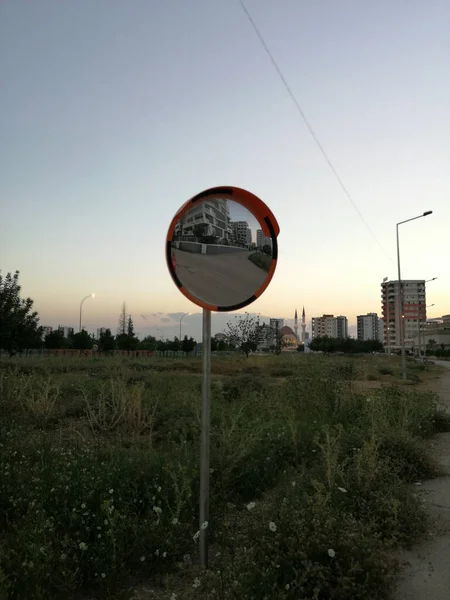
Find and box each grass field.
[0,353,448,599]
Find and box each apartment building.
[231,221,252,246]
[269,318,284,331]
[311,315,337,338]
[256,229,272,249]
[336,316,348,339]
[381,279,426,350]
[311,315,348,339]
[357,313,380,341]
[174,198,232,243]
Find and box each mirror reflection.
[170,198,274,308]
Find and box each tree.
[44,329,68,350]
[226,313,262,358]
[117,311,139,351]
[127,315,135,338]
[139,335,157,351]
[117,302,127,336]
[308,336,383,354]
[193,223,218,245]
[71,330,94,350]
[98,329,116,352]
[427,339,437,354]
[0,271,43,355]
[181,335,196,353]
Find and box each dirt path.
[394,361,450,600]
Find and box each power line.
[238,0,392,261]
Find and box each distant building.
[279,325,298,348]
[381,279,426,350]
[411,314,450,351]
[311,315,337,339]
[256,229,271,249]
[58,326,74,338]
[174,198,232,243]
[336,316,348,339]
[42,326,53,340]
[357,313,380,341]
[269,318,284,331]
[231,221,252,246]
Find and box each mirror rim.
[165,186,280,312]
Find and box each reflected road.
[174,249,267,306]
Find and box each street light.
[179,313,190,341]
[79,293,95,332]
[396,211,433,380]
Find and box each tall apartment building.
[311,315,348,339]
[312,315,337,338]
[174,198,232,243]
[357,313,380,341]
[336,316,348,339]
[231,221,252,246]
[381,279,426,350]
[256,229,272,249]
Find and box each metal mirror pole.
[200,308,211,568]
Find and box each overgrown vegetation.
[0,353,447,599]
[248,252,272,272]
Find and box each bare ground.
[393,361,450,600]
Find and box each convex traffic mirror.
[166,186,280,311]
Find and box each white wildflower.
[269,522,277,532]
[246,501,256,511]
[109,489,114,494]
[193,577,201,589]
[101,573,106,578]
[79,542,88,551]
[140,556,145,562]
[201,521,208,530]
[328,548,336,558]
[172,517,179,525]
[153,506,162,515]
[163,551,167,558]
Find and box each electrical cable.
[239,0,392,261]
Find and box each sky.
[1,0,449,341]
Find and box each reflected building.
[230,221,252,247]
[174,198,232,243]
[256,229,272,249]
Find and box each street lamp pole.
[79,293,95,332]
[179,313,189,341]
[396,211,432,380]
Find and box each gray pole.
[199,308,211,568]
[79,296,89,332]
[396,224,407,380]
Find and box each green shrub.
[248,252,271,272]
[378,366,394,376]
